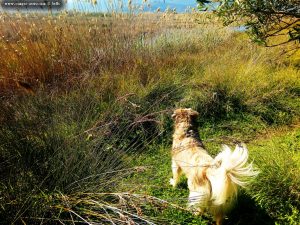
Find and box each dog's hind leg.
[170,160,181,188]
[215,213,224,225]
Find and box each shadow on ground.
[227,193,274,225]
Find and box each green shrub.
[249,130,300,224]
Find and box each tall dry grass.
[0,12,205,95]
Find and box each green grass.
[249,129,300,225]
[121,126,300,225]
[121,144,210,224]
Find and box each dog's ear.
[188,109,199,117]
[172,109,180,119]
[171,113,176,119]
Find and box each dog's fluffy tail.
[208,144,258,206]
[218,144,258,187]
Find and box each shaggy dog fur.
[170,108,258,225]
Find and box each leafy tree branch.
[197,0,300,48]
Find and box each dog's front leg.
[170,160,181,188]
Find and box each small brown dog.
[170,108,258,225]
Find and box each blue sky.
[0,0,198,13]
[65,0,198,13]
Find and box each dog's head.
[172,108,199,124]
